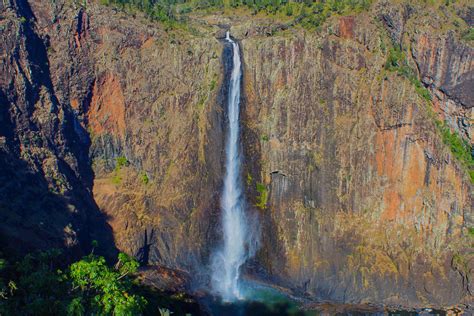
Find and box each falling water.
[211,31,257,302]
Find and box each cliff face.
[1,0,227,273]
[0,0,116,257]
[0,0,472,309]
[236,4,473,307]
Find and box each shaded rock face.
[0,0,472,309]
[0,0,116,257]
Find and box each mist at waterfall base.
[209,31,259,303]
[204,281,320,316]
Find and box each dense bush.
[0,249,147,315]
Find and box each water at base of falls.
[210,31,258,302]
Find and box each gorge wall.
[236,3,473,307]
[0,0,472,310]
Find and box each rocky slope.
[0,0,472,310]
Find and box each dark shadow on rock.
[0,0,118,261]
[137,228,155,266]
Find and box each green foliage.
[159,307,173,316]
[261,134,269,142]
[386,45,473,184]
[19,16,27,24]
[385,46,431,101]
[435,120,474,183]
[97,0,373,28]
[116,156,129,169]
[462,27,474,41]
[112,173,122,185]
[385,47,405,70]
[113,156,128,185]
[67,297,85,316]
[0,250,147,315]
[285,3,293,16]
[299,0,372,29]
[468,227,474,238]
[246,173,253,186]
[256,182,268,210]
[413,78,432,101]
[0,249,70,315]
[100,0,180,25]
[209,79,217,91]
[140,172,150,185]
[69,252,145,315]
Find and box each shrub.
[97,0,374,29]
[209,79,217,91]
[385,47,404,69]
[69,252,146,315]
[140,171,150,185]
[435,120,474,183]
[462,28,474,41]
[116,156,129,169]
[112,173,122,185]
[385,46,431,101]
[0,249,148,315]
[140,172,149,185]
[0,249,70,315]
[256,182,268,210]
[468,227,474,238]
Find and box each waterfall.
[211,31,258,302]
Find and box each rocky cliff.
[0,0,472,310]
[235,3,473,308]
[0,0,117,257]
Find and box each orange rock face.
[339,16,355,39]
[88,74,126,138]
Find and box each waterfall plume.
[210,31,259,302]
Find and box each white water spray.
[211,31,258,302]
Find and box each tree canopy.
[0,249,147,315]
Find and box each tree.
[0,250,147,315]
[68,252,146,315]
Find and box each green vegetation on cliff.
[436,120,474,183]
[385,46,431,102]
[256,182,268,210]
[461,27,474,41]
[385,44,473,183]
